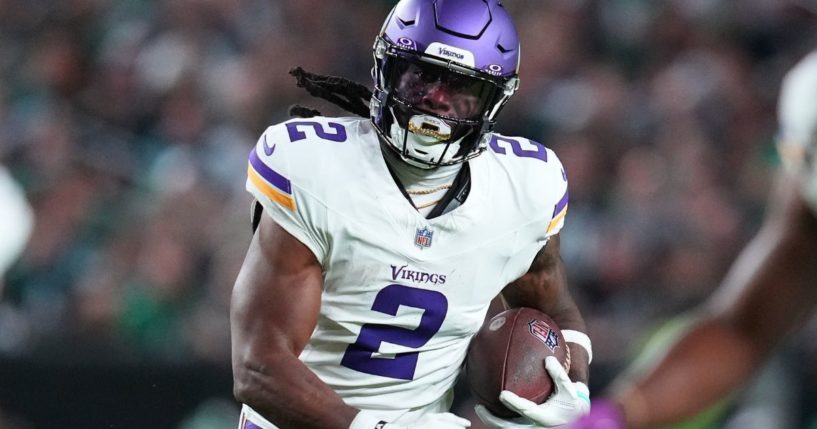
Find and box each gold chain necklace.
[406,184,452,195]
[415,199,442,209]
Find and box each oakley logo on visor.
[425,42,475,67]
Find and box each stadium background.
[1,0,816,427]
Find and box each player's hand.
[558,399,626,429]
[474,356,590,428]
[388,412,471,428]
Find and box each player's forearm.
[550,309,589,385]
[233,352,359,429]
[615,184,817,428]
[610,317,763,429]
[508,240,591,384]
[542,263,590,384]
[565,341,590,384]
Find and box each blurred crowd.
[1,0,817,427]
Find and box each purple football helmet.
[371,0,521,168]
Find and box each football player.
[230,1,592,428]
[564,50,817,429]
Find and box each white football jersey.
[244,117,569,425]
[778,50,817,212]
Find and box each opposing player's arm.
[610,171,817,428]
[231,214,359,429]
[502,234,589,384]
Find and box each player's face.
[392,59,493,120]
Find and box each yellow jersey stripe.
[547,205,568,234]
[248,165,296,211]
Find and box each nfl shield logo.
[528,319,560,352]
[414,227,433,249]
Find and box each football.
[465,307,571,418]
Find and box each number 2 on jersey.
[286,121,347,142]
[340,284,448,380]
[490,135,548,162]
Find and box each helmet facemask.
[372,37,519,169]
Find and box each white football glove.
[475,356,590,428]
[350,411,471,429]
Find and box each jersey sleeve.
[496,143,570,283]
[545,150,569,238]
[245,125,329,263]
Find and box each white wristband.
[349,410,389,429]
[562,329,593,364]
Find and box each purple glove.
[559,399,626,429]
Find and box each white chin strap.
[389,114,465,169]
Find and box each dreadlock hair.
[288,67,373,118]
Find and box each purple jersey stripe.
[249,147,292,195]
[243,420,264,429]
[553,190,569,217]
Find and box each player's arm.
[232,214,472,429]
[502,234,589,385]
[476,234,591,429]
[231,214,358,429]
[606,171,817,428]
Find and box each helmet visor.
[387,56,499,121]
